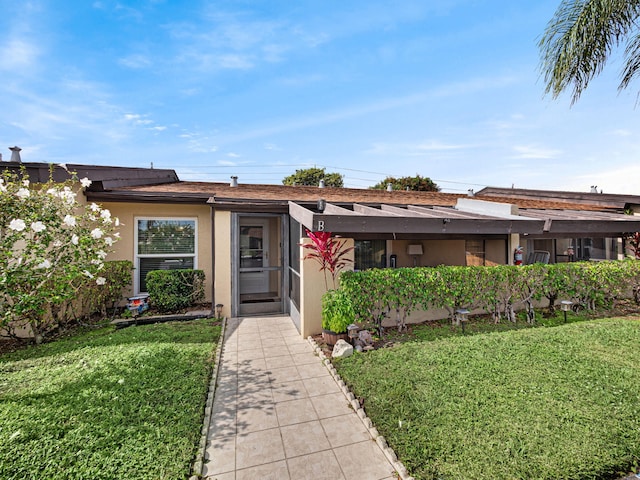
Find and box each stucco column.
[299,237,354,338]
[214,210,232,318]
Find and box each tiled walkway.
[202,316,397,480]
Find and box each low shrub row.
[338,260,640,332]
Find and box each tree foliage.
[370,174,440,192]
[282,167,343,187]
[539,0,640,103]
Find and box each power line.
[175,162,490,188]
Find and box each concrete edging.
[307,336,415,480]
[190,316,227,479]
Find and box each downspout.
[210,202,216,316]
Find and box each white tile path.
[202,316,399,480]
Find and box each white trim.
[134,216,198,294]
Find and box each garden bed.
[314,299,640,357]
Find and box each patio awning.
[288,199,640,238]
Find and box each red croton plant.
[301,229,354,289]
[627,232,640,259]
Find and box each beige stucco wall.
[99,201,213,304]
[388,239,466,267]
[299,237,355,337]
[214,210,232,319]
[486,239,506,265]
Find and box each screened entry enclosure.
[233,214,288,316]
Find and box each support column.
[299,237,354,338]
[508,234,520,265]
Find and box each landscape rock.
[332,339,353,358]
[358,330,374,346]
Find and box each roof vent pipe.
[386,183,393,192]
[230,176,238,187]
[9,146,22,163]
[319,179,325,188]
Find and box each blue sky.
[2,0,640,194]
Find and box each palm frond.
[539,0,640,103]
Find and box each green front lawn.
[0,319,221,480]
[337,318,640,480]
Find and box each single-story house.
[5,161,640,337]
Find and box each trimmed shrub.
[146,269,205,313]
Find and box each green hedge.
[337,260,640,333]
[145,269,205,313]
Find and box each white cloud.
[610,129,632,137]
[564,164,640,195]
[511,145,562,160]
[118,54,152,69]
[366,140,471,156]
[214,75,514,145]
[0,39,40,71]
[181,132,219,153]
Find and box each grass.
[336,317,640,480]
[0,319,221,480]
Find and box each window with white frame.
[135,218,197,293]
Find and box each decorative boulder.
[332,339,353,359]
[358,330,374,347]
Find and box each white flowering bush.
[0,167,121,342]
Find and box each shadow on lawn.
[0,318,221,363]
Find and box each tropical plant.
[321,288,355,333]
[282,167,344,187]
[539,0,640,103]
[300,229,353,289]
[626,232,640,258]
